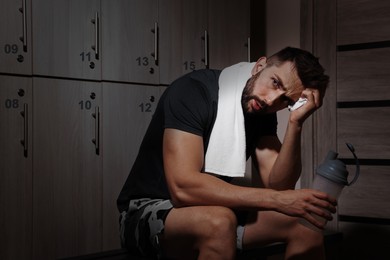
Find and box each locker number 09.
[4,44,18,54]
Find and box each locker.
[0,76,33,260]
[32,0,101,80]
[159,0,208,85]
[32,78,102,259]
[208,0,251,69]
[102,0,159,84]
[102,83,165,250]
[0,0,32,74]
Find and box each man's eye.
[272,78,279,87]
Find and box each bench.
[62,231,343,260]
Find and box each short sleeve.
[164,77,213,137]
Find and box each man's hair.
[267,47,329,92]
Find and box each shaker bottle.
[300,143,360,231]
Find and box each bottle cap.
[316,143,360,186]
[316,152,349,185]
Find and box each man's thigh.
[160,205,237,258]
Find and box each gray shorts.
[120,198,246,257]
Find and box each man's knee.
[200,206,238,240]
[162,206,238,259]
[195,207,237,259]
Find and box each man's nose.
[267,91,284,105]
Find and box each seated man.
[117,47,336,259]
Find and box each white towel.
[204,62,255,177]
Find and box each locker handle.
[18,0,28,52]
[151,22,159,65]
[202,30,209,68]
[247,37,251,62]
[91,12,100,60]
[20,103,28,157]
[92,106,100,155]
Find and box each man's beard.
[241,72,265,114]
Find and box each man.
[118,47,336,259]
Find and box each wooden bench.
[62,231,343,260]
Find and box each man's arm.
[163,128,337,228]
[163,128,267,208]
[255,88,323,190]
[255,123,302,190]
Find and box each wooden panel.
[339,222,390,259]
[0,0,32,74]
[102,83,165,250]
[208,0,250,69]
[32,0,101,80]
[339,166,390,219]
[300,0,314,189]
[159,0,208,85]
[337,0,390,45]
[314,0,337,172]
[337,107,390,159]
[101,0,159,84]
[337,48,390,102]
[33,78,102,259]
[0,76,32,260]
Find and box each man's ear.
[251,57,267,75]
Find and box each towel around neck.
[204,62,255,177]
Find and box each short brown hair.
[267,47,329,92]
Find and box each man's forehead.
[272,62,302,88]
[269,62,304,101]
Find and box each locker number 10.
[79,100,92,110]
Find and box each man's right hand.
[271,189,337,229]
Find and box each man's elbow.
[168,186,191,207]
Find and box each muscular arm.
[255,88,323,190]
[163,128,337,228]
[255,122,302,190]
[163,128,273,209]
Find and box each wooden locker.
[0,76,33,260]
[208,0,250,69]
[158,0,208,85]
[101,0,159,84]
[32,0,101,80]
[0,0,32,74]
[102,83,165,250]
[32,78,102,259]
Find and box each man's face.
[242,61,304,114]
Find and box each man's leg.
[243,211,325,260]
[160,205,238,260]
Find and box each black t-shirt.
[117,69,277,213]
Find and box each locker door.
[32,0,101,80]
[0,0,32,74]
[0,76,32,260]
[33,78,102,259]
[102,0,159,84]
[208,0,250,69]
[159,0,208,85]
[102,83,165,250]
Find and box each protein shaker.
[301,143,360,231]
